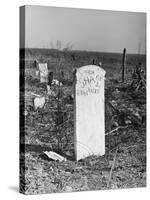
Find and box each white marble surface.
[74,65,105,160]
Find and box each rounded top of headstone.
[77,65,105,76]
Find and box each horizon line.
[20,47,146,55]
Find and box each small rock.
[24,110,28,116]
[125,119,132,125]
[65,186,73,192]
[43,151,67,162]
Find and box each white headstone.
[74,65,105,161]
[38,63,48,83]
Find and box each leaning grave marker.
[74,65,106,161]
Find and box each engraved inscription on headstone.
[38,63,48,83]
[74,65,106,161]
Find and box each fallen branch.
[135,78,146,91]
[121,143,146,150]
[107,147,118,188]
[105,125,129,136]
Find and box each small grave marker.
[74,65,106,160]
[38,63,48,83]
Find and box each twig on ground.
[105,125,129,136]
[107,147,118,188]
[122,143,146,150]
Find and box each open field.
[20,48,146,194]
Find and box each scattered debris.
[24,110,28,116]
[131,62,146,91]
[52,79,63,86]
[65,186,73,192]
[98,62,102,67]
[112,88,120,97]
[47,86,56,97]
[34,96,46,110]
[43,151,67,162]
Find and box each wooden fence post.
[122,48,126,82]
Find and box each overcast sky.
[24,5,146,54]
